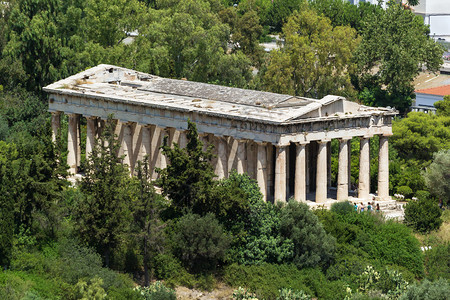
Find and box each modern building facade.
[412,0,450,38]
[44,65,396,203]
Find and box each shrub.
[396,186,413,199]
[135,281,176,300]
[424,243,450,281]
[399,278,450,300]
[404,198,443,233]
[280,202,336,269]
[330,201,354,215]
[173,213,230,273]
[277,288,311,300]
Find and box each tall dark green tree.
[76,117,131,267]
[157,120,216,216]
[131,157,165,286]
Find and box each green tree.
[157,120,216,216]
[130,157,165,286]
[424,150,450,205]
[353,2,443,113]
[0,158,14,267]
[76,117,131,267]
[404,197,443,233]
[263,7,360,99]
[435,95,450,117]
[280,202,336,269]
[173,213,230,273]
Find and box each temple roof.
[44,64,397,124]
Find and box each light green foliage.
[280,202,336,269]
[309,0,364,31]
[77,117,132,267]
[277,288,311,300]
[173,213,230,273]
[233,287,259,300]
[264,7,359,99]
[399,278,450,300]
[435,95,450,117]
[353,3,443,112]
[356,266,380,293]
[424,150,450,205]
[134,281,176,300]
[404,198,443,233]
[424,243,450,281]
[75,276,107,300]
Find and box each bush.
[424,243,450,281]
[330,201,354,215]
[277,288,311,300]
[404,198,443,233]
[280,202,336,269]
[135,281,176,300]
[173,213,230,273]
[396,186,413,199]
[399,278,450,300]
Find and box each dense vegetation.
[0,0,449,299]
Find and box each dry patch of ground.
[176,282,235,300]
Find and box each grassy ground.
[414,209,450,246]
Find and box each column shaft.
[256,142,268,201]
[215,137,228,179]
[294,143,307,202]
[51,111,61,143]
[337,139,350,201]
[237,140,246,174]
[327,142,332,187]
[121,122,134,173]
[67,114,80,174]
[348,139,352,192]
[358,137,371,200]
[86,116,98,159]
[316,141,328,203]
[274,145,287,202]
[378,135,390,200]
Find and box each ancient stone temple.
[44,64,396,203]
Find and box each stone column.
[215,136,228,179]
[348,139,352,192]
[337,138,351,201]
[51,111,61,143]
[378,135,390,200]
[86,116,98,159]
[121,122,134,173]
[267,144,274,202]
[140,125,152,162]
[327,141,332,187]
[67,113,80,174]
[256,142,268,201]
[305,144,310,194]
[150,125,161,180]
[236,139,246,174]
[294,142,308,202]
[159,128,168,170]
[274,145,287,202]
[316,140,328,203]
[247,141,256,179]
[358,136,371,200]
[179,131,188,148]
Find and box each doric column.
[305,144,310,193]
[358,136,371,200]
[316,140,328,203]
[179,130,188,148]
[327,141,332,187]
[215,136,228,179]
[274,144,287,202]
[256,142,268,201]
[86,116,98,159]
[267,144,274,202]
[150,125,161,180]
[121,122,134,173]
[140,125,152,162]
[247,141,256,179]
[236,139,246,174]
[337,138,351,201]
[51,111,61,143]
[347,139,352,192]
[159,128,168,170]
[378,135,391,200]
[67,113,80,174]
[294,142,308,202]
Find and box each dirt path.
[176,283,235,300]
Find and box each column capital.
[275,143,289,148]
[85,115,98,120]
[317,139,331,144]
[360,134,373,139]
[339,137,352,142]
[380,133,393,137]
[255,140,269,146]
[294,141,309,146]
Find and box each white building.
[411,0,450,39]
[414,84,450,112]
